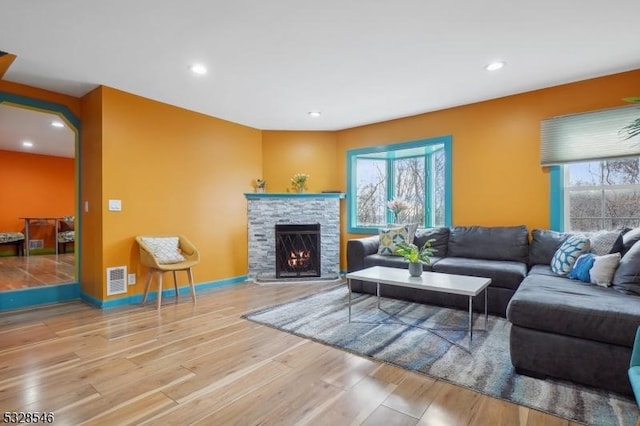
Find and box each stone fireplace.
[245,192,344,282]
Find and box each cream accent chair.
[136,235,200,309]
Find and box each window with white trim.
[347,136,451,233]
[545,102,640,231]
[563,158,640,231]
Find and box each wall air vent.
[106,266,127,296]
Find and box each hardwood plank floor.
[0,253,74,290]
[0,282,583,425]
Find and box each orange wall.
[4,65,638,301]
[0,150,74,246]
[261,131,338,192]
[92,86,262,300]
[79,87,103,298]
[332,69,640,266]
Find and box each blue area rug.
[243,285,639,426]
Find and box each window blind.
[540,104,640,166]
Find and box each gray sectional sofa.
[347,225,529,316]
[346,225,640,395]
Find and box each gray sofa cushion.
[447,225,529,263]
[622,228,640,255]
[432,257,527,291]
[529,229,570,266]
[527,264,557,276]
[363,254,442,272]
[507,273,640,347]
[413,227,449,257]
[612,241,640,295]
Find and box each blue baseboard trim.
[88,275,248,309]
[0,276,248,311]
[0,282,80,311]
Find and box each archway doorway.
[0,92,81,310]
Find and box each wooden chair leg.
[157,272,163,310]
[187,267,196,303]
[142,270,153,305]
[173,270,179,301]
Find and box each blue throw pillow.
[568,253,596,282]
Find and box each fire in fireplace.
[275,223,321,278]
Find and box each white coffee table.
[345,266,491,350]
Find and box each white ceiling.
[1,1,640,131]
[0,104,75,158]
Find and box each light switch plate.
[108,199,122,211]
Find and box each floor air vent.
[29,239,44,250]
[106,266,127,295]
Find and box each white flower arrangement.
[387,198,410,222]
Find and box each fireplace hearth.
[275,224,321,278]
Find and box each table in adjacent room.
[19,217,61,256]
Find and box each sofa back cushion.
[622,227,640,255]
[612,241,640,295]
[447,225,529,263]
[413,227,449,257]
[529,229,570,266]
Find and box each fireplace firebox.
[275,224,321,278]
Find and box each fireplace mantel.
[245,192,345,282]
[244,192,346,200]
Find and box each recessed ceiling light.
[189,64,207,75]
[51,121,64,128]
[485,61,505,71]
[22,141,33,148]
[308,111,322,117]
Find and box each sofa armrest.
[347,236,380,272]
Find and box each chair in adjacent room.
[629,326,640,407]
[135,235,200,309]
[0,232,25,256]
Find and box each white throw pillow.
[141,236,186,264]
[589,252,621,287]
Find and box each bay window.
[347,136,451,233]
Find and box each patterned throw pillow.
[141,236,186,264]
[550,235,590,276]
[590,253,621,287]
[377,225,410,256]
[587,230,623,256]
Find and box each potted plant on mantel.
[394,239,436,277]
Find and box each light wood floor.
[0,282,583,425]
[0,253,75,291]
